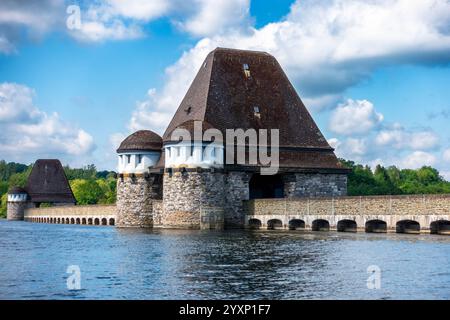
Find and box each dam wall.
[24,205,116,226]
[244,194,450,234]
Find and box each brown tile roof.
[117,130,162,153]
[25,159,76,204]
[162,47,348,172]
[8,186,27,194]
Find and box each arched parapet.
[312,219,330,231]
[396,220,420,234]
[267,218,283,230]
[337,219,357,232]
[365,219,387,233]
[288,219,305,230]
[430,220,450,235]
[247,218,262,230]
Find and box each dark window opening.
[249,174,284,199]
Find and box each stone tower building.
[116,47,349,229]
[116,130,163,227]
[6,159,76,220]
[6,187,29,220]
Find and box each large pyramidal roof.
[25,159,76,203]
[163,47,347,172]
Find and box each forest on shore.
[1,159,450,217]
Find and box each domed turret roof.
[117,130,163,153]
[165,120,223,143]
[8,186,28,194]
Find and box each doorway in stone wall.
[249,174,284,199]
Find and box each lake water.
[0,220,449,300]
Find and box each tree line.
[1,159,450,218]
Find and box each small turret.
[116,130,162,174]
[116,130,163,227]
[7,187,29,221]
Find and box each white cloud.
[329,137,369,161]
[375,127,439,150]
[0,0,64,53]
[178,0,250,37]
[443,149,450,162]
[126,0,450,131]
[329,99,383,135]
[67,3,145,42]
[441,171,450,181]
[106,0,171,21]
[69,0,251,42]
[0,82,95,162]
[400,151,437,169]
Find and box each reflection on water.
[0,220,449,299]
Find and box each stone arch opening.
[337,219,357,232]
[76,218,81,224]
[88,218,93,225]
[94,218,100,225]
[65,218,70,224]
[288,219,305,230]
[101,218,107,225]
[82,218,86,225]
[312,219,330,231]
[249,174,284,199]
[248,218,262,230]
[365,220,387,233]
[57,218,61,223]
[430,220,450,235]
[267,219,283,230]
[396,220,420,234]
[109,218,115,226]
[70,218,75,224]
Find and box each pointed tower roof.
[25,159,76,204]
[163,47,347,172]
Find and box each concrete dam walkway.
[244,194,450,235]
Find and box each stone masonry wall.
[283,173,347,198]
[224,171,251,228]
[116,174,162,227]
[7,202,28,220]
[162,171,225,228]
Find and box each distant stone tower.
[6,187,29,221]
[116,130,163,227]
[162,120,225,229]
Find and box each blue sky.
[0,0,450,180]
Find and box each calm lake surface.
[0,220,449,300]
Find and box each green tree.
[70,179,104,205]
[0,193,7,218]
[96,178,117,204]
